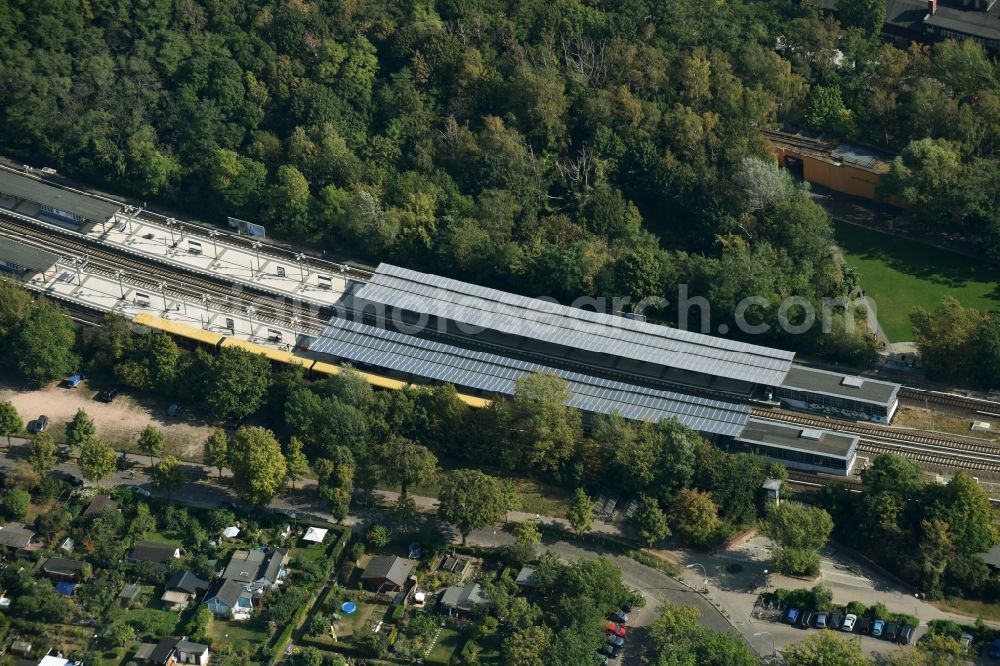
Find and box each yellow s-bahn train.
[131,313,492,409]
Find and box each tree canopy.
[228,426,287,507]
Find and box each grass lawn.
[206,618,271,648]
[932,597,1000,623]
[120,607,181,639]
[377,466,573,518]
[834,220,1000,341]
[425,627,465,665]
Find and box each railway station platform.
[14,251,306,348]
[83,216,352,308]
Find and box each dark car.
[621,599,635,613]
[607,635,625,650]
[598,645,616,658]
[828,612,843,630]
[611,610,628,624]
[28,415,49,434]
[55,472,84,487]
[855,617,871,635]
[884,622,899,642]
[897,625,915,645]
[96,387,120,403]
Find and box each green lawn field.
[834,221,1000,341]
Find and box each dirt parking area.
[0,378,213,460]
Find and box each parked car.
[897,625,915,645]
[607,635,625,650]
[884,622,899,642]
[611,610,628,624]
[871,620,885,638]
[595,654,609,665]
[96,387,120,403]
[597,645,616,658]
[988,639,1000,659]
[128,485,151,497]
[815,613,828,629]
[841,614,857,633]
[828,612,843,630]
[606,623,627,638]
[55,472,84,487]
[855,617,871,635]
[28,415,49,434]
[621,600,635,613]
[800,611,814,629]
[960,633,974,654]
[785,608,800,625]
[167,402,184,417]
[64,373,84,388]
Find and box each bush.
[772,547,820,578]
[4,489,30,520]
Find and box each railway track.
[751,407,1000,473]
[0,214,328,334]
[899,386,1000,415]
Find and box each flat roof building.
[730,419,860,475]
[0,170,122,230]
[777,366,900,424]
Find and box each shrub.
[772,547,820,578]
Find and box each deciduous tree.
[284,436,311,489]
[66,409,97,451]
[79,439,117,481]
[783,631,874,666]
[228,427,287,507]
[203,429,228,479]
[137,424,166,467]
[567,488,595,535]
[0,401,22,449]
[15,301,78,384]
[151,455,184,497]
[27,432,56,475]
[438,469,511,544]
[630,495,671,546]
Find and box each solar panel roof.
[353,264,795,387]
[312,318,751,437]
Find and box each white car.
[841,614,857,632]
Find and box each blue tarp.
[55,581,77,596]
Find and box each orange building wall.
[770,145,882,201]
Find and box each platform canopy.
[312,318,751,437]
[354,263,795,387]
[0,170,121,224]
[0,239,59,273]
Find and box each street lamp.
[251,240,262,275]
[166,218,176,248]
[158,282,168,312]
[209,229,221,260]
[753,632,776,657]
[295,253,306,283]
[116,270,125,299]
[247,307,255,339]
[686,563,708,592]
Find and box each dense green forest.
[0,0,997,361]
